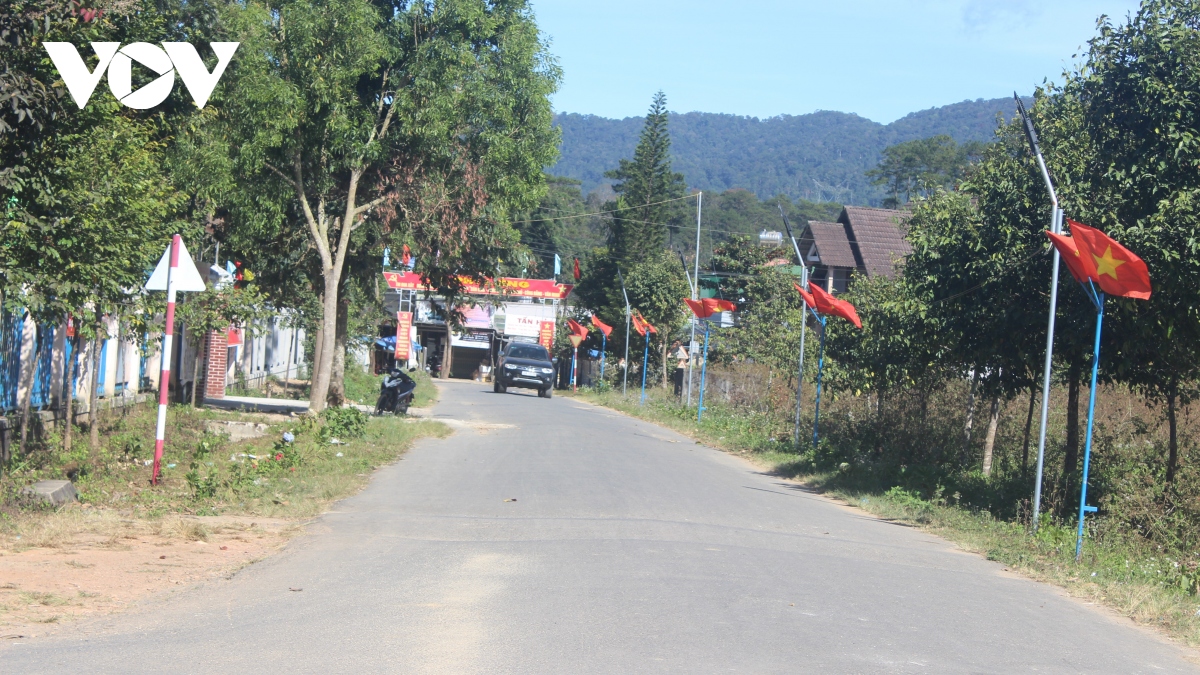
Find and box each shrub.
[319,406,368,443]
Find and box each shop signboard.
[505,311,544,337]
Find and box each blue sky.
[531,0,1143,124]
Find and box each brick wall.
[202,329,228,400]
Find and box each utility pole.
[778,205,809,448]
[1015,93,1063,532]
[687,192,702,406]
[618,268,631,397]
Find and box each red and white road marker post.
[152,236,181,484]
[144,235,207,485]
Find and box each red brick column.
[201,329,228,400]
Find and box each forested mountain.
[550,97,1026,205]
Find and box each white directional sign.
[145,238,207,292]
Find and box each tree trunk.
[63,336,77,453]
[17,384,33,459]
[442,320,454,380]
[874,389,886,457]
[88,335,101,451]
[328,294,348,407]
[310,273,340,411]
[982,394,1000,477]
[1059,364,1082,516]
[191,335,202,407]
[962,371,979,459]
[1022,385,1036,475]
[1063,365,1082,477]
[1166,387,1179,484]
[311,300,324,386]
[16,316,36,457]
[660,338,668,389]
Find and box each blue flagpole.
[640,337,649,405]
[1076,283,1105,561]
[697,322,711,422]
[600,334,606,380]
[811,312,827,448]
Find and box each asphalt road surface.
[4,381,1198,674]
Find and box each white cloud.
[961,0,1042,31]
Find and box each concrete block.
[204,420,269,442]
[23,480,79,506]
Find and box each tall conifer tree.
[605,91,686,264]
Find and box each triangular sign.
[145,238,207,292]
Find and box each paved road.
[4,381,1197,673]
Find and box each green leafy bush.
[319,407,368,443]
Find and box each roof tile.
[840,206,911,278]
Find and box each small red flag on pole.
[810,284,862,329]
[590,315,613,338]
[792,282,816,309]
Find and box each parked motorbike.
[375,367,417,415]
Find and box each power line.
[511,193,698,225]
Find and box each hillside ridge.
[550,96,1026,205]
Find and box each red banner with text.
[538,321,555,351]
[395,311,413,360]
[383,271,572,300]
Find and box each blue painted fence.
[0,309,148,415]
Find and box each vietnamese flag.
[702,298,736,314]
[1046,231,1099,284]
[567,318,589,338]
[573,257,581,281]
[632,312,656,336]
[683,298,712,318]
[810,284,863,329]
[401,244,411,266]
[835,297,863,329]
[1068,219,1151,300]
[591,315,613,338]
[792,282,816,309]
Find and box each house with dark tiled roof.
[798,206,911,293]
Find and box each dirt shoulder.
[0,513,293,639]
[0,396,447,640]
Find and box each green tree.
[624,250,690,387]
[1066,0,1200,484]
[219,0,559,404]
[605,91,687,264]
[866,135,982,208]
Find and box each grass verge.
[568,385,1200,648]
[1,389,446,546]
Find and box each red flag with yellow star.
[683,298,711,318]
[793,282,816,309]
[632,312,656,336]
[1045,231,1099,284]
[1068,219,1151,300]
[702,298,736,314]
